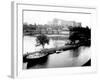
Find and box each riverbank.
[23,42,86,62]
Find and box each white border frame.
[11,1,97,78]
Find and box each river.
[23,36,91,69]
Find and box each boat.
[23,51,49,62]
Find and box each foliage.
[68,26,91,46]
[36,34,49,48]
[23,23,37,30]
[23,23,37,35]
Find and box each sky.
[23,10,92,27]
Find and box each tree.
[36,34,49,48]
[68,26,91,46]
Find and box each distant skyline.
[23,11,91,27]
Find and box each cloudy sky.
[23,10,91,27]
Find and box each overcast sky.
[23,11,91,27]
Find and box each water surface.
[23,36,91,69]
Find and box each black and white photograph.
[23,10,91,69]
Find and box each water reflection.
[70,47,81,57]
[23,36,91,69]
[23,47,91,69]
